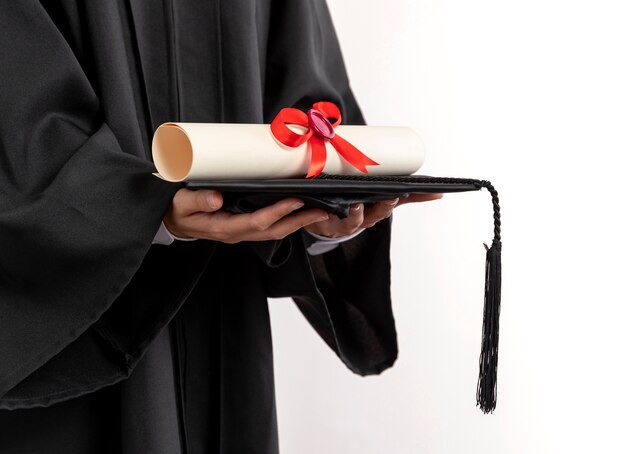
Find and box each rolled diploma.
[152,122,425,182]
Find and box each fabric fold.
[262,221,397,376]
[0,1,182,406]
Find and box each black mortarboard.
[185,173,502,413]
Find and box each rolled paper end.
[152,123,193,182]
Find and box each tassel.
[316,173,504,413]
[476,180,502,413]
[476,239,501,413]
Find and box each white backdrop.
[269,1,626,452]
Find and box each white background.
[269,1,626,452]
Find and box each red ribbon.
[270,101,379,178]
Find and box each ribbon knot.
[270,101,379,178]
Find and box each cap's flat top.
[184,175,482,195]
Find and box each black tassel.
[315,173,504,413]
[476,181,502,413]
[476,239,501,413]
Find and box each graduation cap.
[152,102,503,413]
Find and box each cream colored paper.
[152,122,425,182]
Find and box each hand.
[163,188,329,243]
[304,193,444,238]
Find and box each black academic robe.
[0,1,398,452]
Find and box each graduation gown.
[0,1,398,452]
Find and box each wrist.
[161,220,197,242]
[162,218,193,240]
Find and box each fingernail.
[313,215,329,222]
[206,193,218,209]
[386,198,400,206]
[290,201,305,211]
[350,204,362,212]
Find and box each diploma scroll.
[152,122,425,182]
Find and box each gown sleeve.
[0,1,185,406]
[262,0,398,375]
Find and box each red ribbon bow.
[270,101,379,178]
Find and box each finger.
[311,204,365,237]
[396,193,443,206]
[362,198,398,228]
[238,198,306,231]
[206,198,307,240]
[342,203,365,232]
[253,208,330,241]
[184,198,314,243]
[174,188,224,215]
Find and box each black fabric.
[0,1,398,452]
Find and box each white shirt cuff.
[305,228,365,256]
[152,221,198,245]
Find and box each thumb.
[174,188,224,215]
